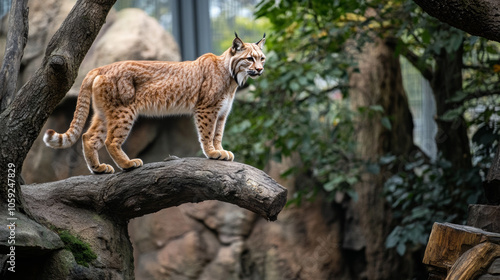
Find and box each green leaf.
[396,242,406,256]
[385,226,401,248]
[381,117,392,130]
[370,105,384,113]
[468,36,479,46]
[440,107,463,121]
[447,90,468,103]
[366,162,380,174]
[323,180,336,192]
[298,76,308,86]
[289,81,300,91]
[380,154,396,165]
[346,188,358,201]
[421,29,431,44]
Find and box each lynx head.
[229,32,266,87]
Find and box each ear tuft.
[256,33,266,49]
[232,33,244,53]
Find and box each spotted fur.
[43,34,266,174]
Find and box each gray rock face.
[68,7,180,97]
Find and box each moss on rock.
[58,230,97,267]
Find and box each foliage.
[463,37,500,173]
[226,0,495,213]
[211,14,271,55]
[225,0,371,204]
[383,152,482,255]
[217,0,499,265]
[376,1,498,256]
[58,230,97,267]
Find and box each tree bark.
[26,158,287,222]
[431,45,474,171]
[349,37,418,279]
[1,158,286,279]
[0,0,28,112]
[0,0,117,215]
[413,0,500,43]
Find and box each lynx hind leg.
[82,114,115,174]
[104,109,143,171]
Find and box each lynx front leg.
[195,108,233,161]
[213,114,234,161]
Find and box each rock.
[135,231,214,280]
[128,207,204,262]
[0,211,64,255]
[488,257,500,274]
[182,201,257,243]
[199,241,244,280]
[17,0,76,88]
[69,7,180,96]
[467,204,500,233]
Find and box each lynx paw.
[92,164,115,174]
[122,158,144,170]
[207,150,234,161]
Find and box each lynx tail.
[43,70,98,149]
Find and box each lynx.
[44,33,266,174]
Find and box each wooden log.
[446,242,500,280]
[423,222,500,278]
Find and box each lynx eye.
[246,57,254,61]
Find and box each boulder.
[69,7,180,96]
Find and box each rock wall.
[2,1,358,279]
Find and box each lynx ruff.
[44,33,266,174]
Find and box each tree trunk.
[0,0,117,214]
[349,37,418,279]
[431,43,472,170]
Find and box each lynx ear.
[232,32,245,53]
[256,33,266,49]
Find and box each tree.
[0,0,286,278]
[349,36,418,278]
[413,0,500,43]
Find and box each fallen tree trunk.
[1,157,287,279]
[27,157,287,222]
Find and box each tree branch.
[23,158,288,222]
[0,0,28,112]
[413,0,500,43]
